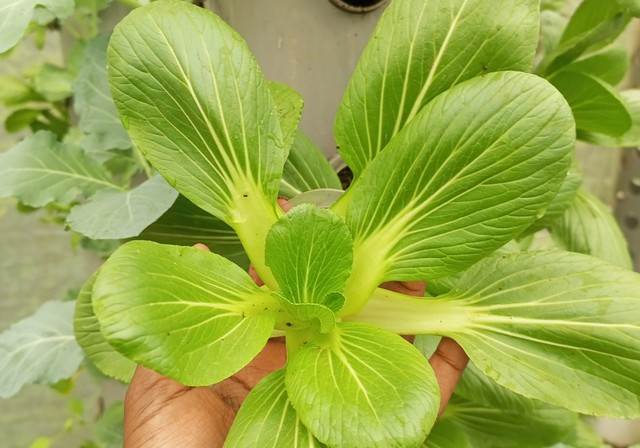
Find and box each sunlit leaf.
[266,204,352,309]
[74,271,136,383]
[225,369,325,447]
[93,241,277,385]
[335,0,540,176]
[341,72,573,312]
[579,89,640,147]
[286,322,439,448]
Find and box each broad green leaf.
[279,131,341,198]
[73,34,131,155]
[0,0,74,53]
[539,0,629,75]
[422,419,472,448]
[579,89,640,147]
[67,175,179,240]
[33,63,74,102]
[108,0,284,227]
[285,322,439,448]
[74,271,136,383]
[136,194,249,269]
[0,301,84,398]
[0,131,121,207]
[265,204,352,310]
[550,189,632,269]
[225,369,325,448]
[268,81,303,154]
[539,9,569,57]
[549,72,631,137]
[93,401,125,448]
[93,241,277,386]
[444,363,577,448]
[616,0,640,16]
[442,394,576,448]
[342,72,573,311]
[335,0,540,176]
[444,251,640,417]
[559,47,629,86]
[4,108,43,132]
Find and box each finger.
[380,280,426,297]
[193,243,210,252]
[428,337,469,416]
[125,366,231,447]
[277,197,292,212]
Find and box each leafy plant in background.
[1,0,640,447]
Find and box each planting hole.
[329,0,388,13]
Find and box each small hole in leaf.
[329,0,388,13]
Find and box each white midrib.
[404,0,469,124]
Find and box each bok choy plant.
[73,0,640,446]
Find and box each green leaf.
[549,72,631,137]
[559,1,623,44]
[335,0,540,176]
[285,322,439,448]
[74,271,136,383]
[29,437,51,448]
[67,175,179,240]
[93,241,277,386]
[4,108,43,133]
[0,301,84,398]
[0,131,121,207]
[523,162,582,234]
[550,189,632,269]
[276,295,340,334]
[559,419,609,448]
[0,76,40,106]
[279,131,341,198]
[445,251,640,418]
[539,0,629,75]
[136,194,249,269]
[579,89,640,147]
[265,204,352,310]
[73,34,131,155]
[559,47,629,86]
[33,63,74,102]
[342,72,574,312]
[108,0,283,228]
[0,0,74,53]
[444,363,577,448]
[443,394,576,448]
[616,0,640,16]
[93,401,125,448]
[225,369,326,447]
[269,81,303,154]
[422,419,472,448]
